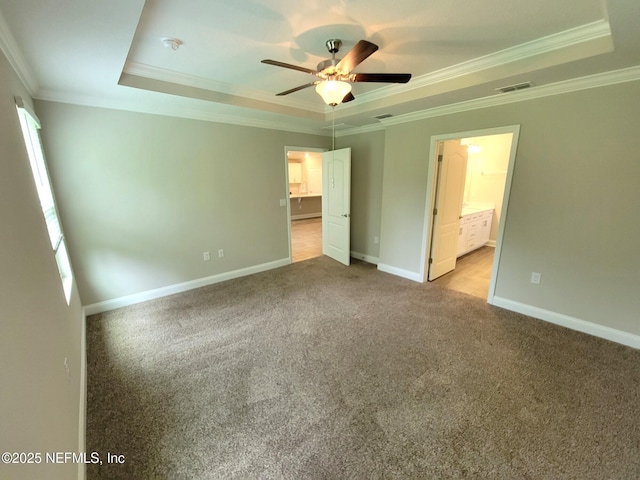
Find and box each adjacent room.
[287,149,324,263]
[430,133,511,299]
[2,1,640,479]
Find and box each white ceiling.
[1,0,639,134]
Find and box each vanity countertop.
[290,193,322,198]
[461,203,495,216]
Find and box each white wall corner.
[490,296,640,350]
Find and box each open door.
[322,148,351,265]
[428,140,468,280]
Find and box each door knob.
[341,213,350,217]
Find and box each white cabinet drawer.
[457,208,494,257]
[462,213,480,224]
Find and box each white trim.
[124,20,610,120]
[350,251,379,265]
[35,90,331,137]
[337,20,611,109]
[377,263,422,282]
[285,146,327,264]
[123,62,325,114]
[77,311,87,480]
[381,65,640,127]
[420,125,520,290]
[490,297,640,350]
[29,64,640,138]
[0,8,38,94]
[14,96,41,126]
[335,122,385,138]
[83,258,290,315]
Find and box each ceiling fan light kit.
[262,38,411,106]
[315,80,352,106]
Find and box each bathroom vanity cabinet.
[457,208,493,257]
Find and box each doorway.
[284,147,326,263]
[422,126,520,301]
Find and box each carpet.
[86,256,640,479]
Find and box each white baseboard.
[351,251,379,265]
[377,263,423,282]
[83,258,290,315]
[491,296,640,350]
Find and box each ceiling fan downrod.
[317,39,342,75]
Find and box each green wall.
[0,52,85,480]
[32,76,640,341]
[379,81,640,336]
[35,102,332,306]
[338,129,385,260]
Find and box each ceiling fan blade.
[336,40,378,73]
[342,92,355,103]
[275,82,318,96]
[261,59,318,75]
[351,73,411,83]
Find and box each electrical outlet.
[203,251,210,261]
[64,357,70,380]
[218,249,224,258]
[279,199,287,207]
[530,272,542,284]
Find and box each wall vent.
[374,113,393,120]
[495,81,533,94]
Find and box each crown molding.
[120,19,610,122]
[335,122,385,137]
[340,19,612,109]
[379,65,640,127]
[34,89,329,137]
[36,64,640,138]
[0,8,39,94]
[123,62,325,114]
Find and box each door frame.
[284,146,327,264]
[419,125,521,302]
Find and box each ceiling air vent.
[374,113,393,120]
[495,81,533,94]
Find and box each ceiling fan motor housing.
[318,39,343,77]
[317,58,340,76]
[325,39,342,54]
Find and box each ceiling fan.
[261,39,411,106]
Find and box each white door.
[428,140,468,280]
[322,148,351,265]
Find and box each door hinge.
[433,208,438,215]
[428,258,433,264]
[437,154,443,162]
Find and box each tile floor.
[430,246,495,299]
[291,217,322,263]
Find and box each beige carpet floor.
[86,256,640,479]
